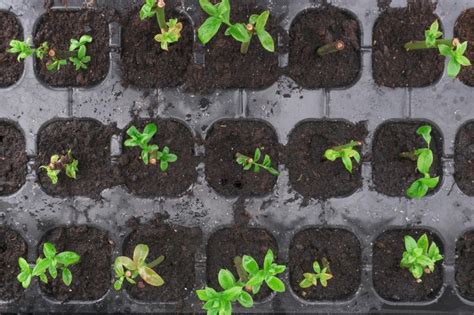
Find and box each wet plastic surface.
[0,0,474,313]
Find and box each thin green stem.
[317,40,345,56]
[233,256,248,282]
[404,39,453,51]
[156,5,168,32]
[331,141,362,152]
[400,151,418,161]
[240,40,251,54]
[147,255,165,269]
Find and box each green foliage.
[69,35,93,70]
[235,148,279,176]
[424,20,443,48]
[323,140,362,173]
[17,242,80,288]
[299,258,333,288]
[7,39,36,61]
[40,149,78,185]
[242,249,286,294]
[400,233,443,281]
[154,19,183,51]
[439,41,471,78]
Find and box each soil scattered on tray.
[0,12,24,87]
[0,227,27,302]
[0,122,27,195]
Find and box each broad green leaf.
[32,258,51,276]
[416,125,432,146]
[133,244,149,265]
[253,148,261,162]
[407,179,428,199]
[264,249,274,271]
[139,266,164,286]
[417,149,433,175]
[447,58,461,78]
[116,256,136,271]
[237,290,253,308]
[198,17,222,45]
[255,11,269,33]
[225,23,251,43]
[299,278,313,288]
[257,30,275,53]
[266,276,285,292]
[218,269,236,290]
[62,268,73,286]
[217,0,230,23]
[313,261,321,273]
[222,286,242,301]
[420,176,439,189]
[417,234,429,253]
[43,243,57,259]
[324,149,339,161]
[18,257,31,273]
[242,255,259,274]
[457,41,468,55]
[199,0,218,16]
[457,55,471,66]
[114,278,124,291]
[438,44,452,57]
[404,235,418,252]
[409,264,424,279]
[55,251,80,266]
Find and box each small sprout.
[124,123,178,171]
[17,242,80,288]
[40,149,78,185]
[69,35,93,70]
[400,233,443,282]
[240,249,286,294]
[439,40,472,78]
[113,244,165,291]
[323,140,362,173]
[235,148,279,176]
[299,258,333,288]
[317,40,345,56]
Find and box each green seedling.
[198,0,275,54]
[400,125,439,199]
[404,20,471,78]
[124,123,178,171]
[317,40,345,56]
[40,149,78,185]
[140,0,183,51]
[400,233,443,282]
[299,258,333,288]
[324,140,362,173]
[113,244,165,290]
[17,242,80,288]
[235,148,279,176]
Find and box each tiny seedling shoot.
[400,233,443,283]
[324,140,362,173]
[235,148,279,176]
[113,244,165,290]
[198,0,275,54]
[140,0,183,51]
[17,242,80,289]
[404,20,471,78]
[317,40,345,57]
[40,149,78,185]
[124,123,178,171]
[8,35,93,71]
[400,125,439,199]
[299,258,333,288]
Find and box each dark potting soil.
[454,8,474,86]
[0,121,27,196]
[455,230,474,301]
[123,217,202,302]
[286,120,367,199]
[454,121,474,195]
[119,118,197,197]
[372,4,444,87]
[33,9,110,87]
[0,12,24,87]
[36,119,118,199]
[372,228,444,302]
[372,121,443,197]
[39,226,113,301]
[205,120,280,197]
[185,0,280,92]
[288,6,361,89]
[206,227,278,302]
[0,227,27,302]
[121,6,193,88]
[289,228,361,301]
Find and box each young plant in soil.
[400,233,443,283]
[235,148,279,176]
[400,125,439,199]
[40,149,79,185]
[8,35,93,71]
[317,40,345,57]
[404,20,471,78]
[299,258,333,288]
[323,140,362,173]
[17,242,80,288]
[125,123,178,171]
[140,0,183,51]
[198,0,275,54]
[113,244,165,290]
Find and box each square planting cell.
[454,121,474,195]
[0,121,27,195]
[454,9,474,86]
[0,227,27,302]
[455,231,474,301]
[0,11,24,87]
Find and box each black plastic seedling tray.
[1,0,474,313]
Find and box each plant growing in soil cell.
[39,149,79,185]
[404,20,471,78]
[235,148,279,176]
[140,0,183,51]
[400,125,439,199]
[299,258,333,288]
[125,123,178,171]
[17,242,80,288]
[113,244,165,290]
[317,40,345,57]
[323,140,362,173]
[198,0,275,54]
[400,233,443,282]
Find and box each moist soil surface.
[185,0,280,92]
[205,120,280,197]
[39,226,113,301]
[455,231,474,301]
[34,9,110,87]
[119,119,197,197]
[0,227,27,302]
[454,8,474,86]
[372,121,443,197]
[36,119,118,199]
[372,228,444,302]
[206,227,278,302]
[123,217,202,302]
[0,121,27,195]
[289,5,361,89]
[0,12,24,87]
[454,121,474,195]
[121,5,193,88]
[372,4,444,87]
[287,120,367,199]
[289,228,361,301]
